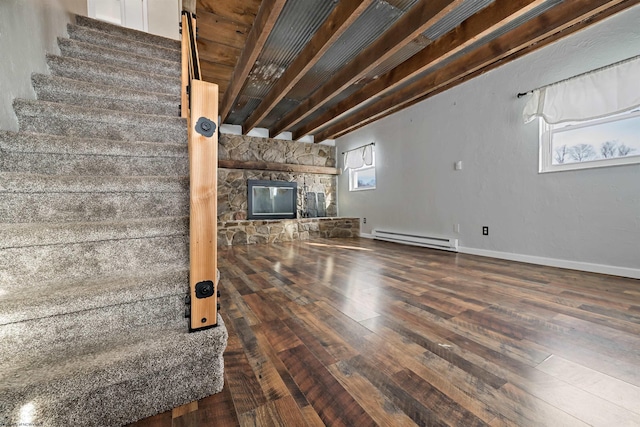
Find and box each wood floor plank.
[237,396,309,427]
[196,382,241,427]
[537,355,640,416]
[252,323,311,410]
[278,345,377,427]
[510,374,640,426]
[242,292,280,323]
[230,317,290,403]
[125,411,171,427]
[392,368,488,427]
[328,361,419,427]
[360,326,499,423]
[221,315,269,415]
[282,317,338,367]
[129,238,640,427]
[345,355,450,427]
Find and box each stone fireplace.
[218,134,337,222]
[217,134,358,246]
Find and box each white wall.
[147,0,181,40]
[0,0,86,130]
[337,5,640,277]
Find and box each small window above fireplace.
[247,180,298,220]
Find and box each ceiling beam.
[292,0,547,140]
[242,0,374,135]
[333,0,638,140]
[314,0,634,142]
[219,0,287,121]
[268,0,466,139]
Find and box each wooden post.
[188,79,218,331]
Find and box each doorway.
[87,0,148,32]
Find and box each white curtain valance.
[344,143,374,169]
[523,56,640,124]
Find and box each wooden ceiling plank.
[292,0,548,140]
[268,0,466,139]
[314,0,633,142]
[198,39,242,68]
[219,0,288,121]
[197,0,261,27]
[242,0,374,135]
[197,11,250,51]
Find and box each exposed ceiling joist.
[291,0,548,140]
[267,0,467,139]
[219,0,288,121]
[197,0,638,142]
[314,0,635,142]
[333,0,640,140]
[242,0,374,135]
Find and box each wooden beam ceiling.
[242,0,374,134]
[219,0,288,121]
[313,0,636,142]
[196,0,639,142]
[331,0,640,140]
[291,0,548,140]
[268,0,467,139]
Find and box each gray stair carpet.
[0,15,227,427]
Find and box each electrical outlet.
[482,226,489,236]
[363,217,367,224]
[454,224,460,233]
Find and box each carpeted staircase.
[0,16,227,426]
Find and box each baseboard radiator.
[373,229,458,252]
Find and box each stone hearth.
[218,217,359,246]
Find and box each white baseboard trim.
[458,246,640,280]
[359,232,374,239]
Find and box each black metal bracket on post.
[185,287,221,332]
[195,116,216,137]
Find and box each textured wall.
[0,0,86,131]
[218,134,337,221]
[336,5,640,271]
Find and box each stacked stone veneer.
[218,134,356,246]
[218,217,360,246]
[218,134,337,221]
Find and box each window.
[349,156,376,191]
[523,55,640,173]
[344,144,376,191]
[539,109,640,172]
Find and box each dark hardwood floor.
[129,238,640,426]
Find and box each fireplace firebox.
[247,180,298,220]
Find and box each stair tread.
[47,54,181,97]
[32,73,179,116]
[0,215,188,249]
[0,130,187,157]
[75,14,181,51]
[1,316,225,387]
[0,171,188,193]
[67,24,181,63]
[58,37,180,78]
[15,97,184,122]
[0,314,226,427]
[0,264,188,325]
[14,98,187,144]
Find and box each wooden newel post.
[188,79,219,331]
